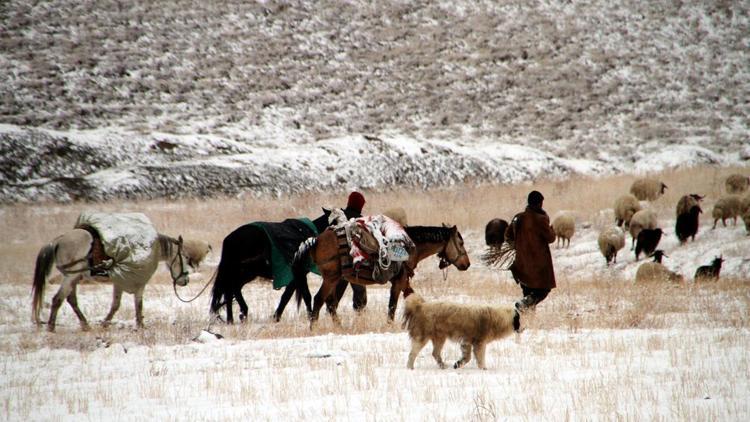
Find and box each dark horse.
[293,224,471,326]
[209,210,366,323]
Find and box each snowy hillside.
[1,1,749,202]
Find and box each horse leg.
[47,274,81,332]
[325,280,347,316]
[134,287,145,329]
[274,282,296,322]
[351,284,367,311]
[224,289,235,324]
[66,283,90,331]
[387,274,412,321]
[235,286,249,322]
[102,285,123,327]
[297,274,313,318]
[311,277,339,328]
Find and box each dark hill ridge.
[0,1,747,202]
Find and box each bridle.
[168,238,190,286]
[438,230,467,270]
[168,237,215,303]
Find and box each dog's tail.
[401,293,425,329]
[513,308,521,333]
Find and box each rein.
[166,237,211,303]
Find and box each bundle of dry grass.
[403,294,519,370]
[481,242,516,270]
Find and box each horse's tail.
[292,237,317,310]
[32,243,56,324]
[293,236,317,266]
[401,293,425,330]
[208,263,226,315]
[293,270,311,311]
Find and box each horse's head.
[438,224,471,271]
[168,235,190,286]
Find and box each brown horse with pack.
[293,214,471,327]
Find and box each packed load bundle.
[329,211,415,283]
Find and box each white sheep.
[630,178,668,201]
[614,194,642,228]
[711,195,743,229]
[383,207,408,227]
[597,226,625,266]
[628,209,658,249]
[182,239,213,270]
[635,262,684,283]
[552,213,575,248]
[725,174,750,194]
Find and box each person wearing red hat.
[345,191,366,216]
[310,191,368,311]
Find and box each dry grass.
[0,165,748,353]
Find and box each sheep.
[711,195,743,229]
[552,213,575,248]
[383,207,408,227]
[635,228,663,261]
[597,226,625,266]
[614,194,642,228]
[630,178,668,201]
[675,205,702,244]
[182,239,212,271]
[743,209,750,235]
[725,174,750,194]
[649,249,667,264]
[635,250,684,283]
[675,194,704,217]
[741,194,750,214]
[484,218,508,247]
[628,209,658,249]
[694,256,724,281]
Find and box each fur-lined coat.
[505,206,557,290]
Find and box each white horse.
[32,228,190,332]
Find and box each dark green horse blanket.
[250,218,320,289]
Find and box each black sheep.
[649,250,667,264]
[676,205,702,244]
[635,228,663,260]
[694,256,724,281]
[484,218,508,247]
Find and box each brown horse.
[294,224,471,326]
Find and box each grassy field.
[1,165,748,347]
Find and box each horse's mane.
[157,234,178,256]
[404,226,452,244]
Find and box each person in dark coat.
[312,191,368,311]
[504,190,557,312]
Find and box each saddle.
[80,225,113,277]
[336,226,405,284]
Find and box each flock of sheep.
[605,174,749,283]
[486,173,750,284]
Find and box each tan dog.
[403,294,520,370]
